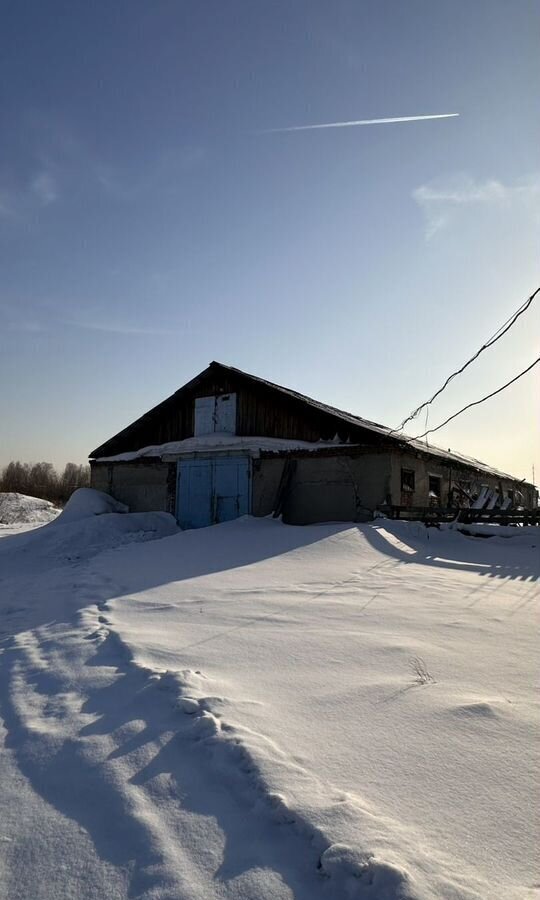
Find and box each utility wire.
[391,286,539,435]
[406,355,540,442]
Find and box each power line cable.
[391,285,539,435]
[406,355,540,442]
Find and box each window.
[507,489,514,505]
[428,475,442,500]
[401,468,415,492]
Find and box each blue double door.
[176,456,250,529]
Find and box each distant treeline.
[0,461,90,507]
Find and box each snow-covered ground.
[0,492,538,899]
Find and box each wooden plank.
[272,459,297,518]
[385,505,540,526]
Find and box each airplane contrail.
[262,113,459,133]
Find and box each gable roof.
[90,360,532,485]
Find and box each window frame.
[428,474,442,500]
[401,467,415,492]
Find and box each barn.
[89,361,537,527]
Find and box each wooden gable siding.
[92,373,238,457]
[91,368,381,458]
[236,383,371,443]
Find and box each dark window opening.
[507,489,514,505]
[401,468,415,492]
[428,476,442,499]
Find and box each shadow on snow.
[0,514,538,898]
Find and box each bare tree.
[0,460,90,506]
[1,461,30,494]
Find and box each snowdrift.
[0,492,60,526]
[53,487,129,523]
[0,487,178,577]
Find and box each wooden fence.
[384,506,540,526]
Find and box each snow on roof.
[98,433,350,462]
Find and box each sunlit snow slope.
[0,492,60,527]
[0,495,538,900]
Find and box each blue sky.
[1,0,538,481]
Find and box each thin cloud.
[64,318,183,337]
[0,190,12,218]
[94,146,207,202]
[31,172,58,205]
[0,169,59,221]
[261,112,459,134]
[2,114,207,224]
[413,173,540,238]
[0,301,184,337]
[0,302,48,333]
